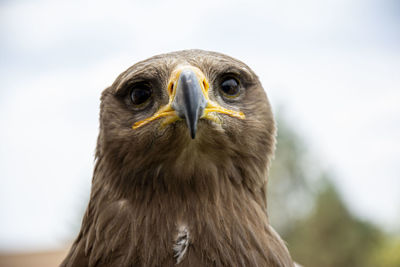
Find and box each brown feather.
[61,50,294,267]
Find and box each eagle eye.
[220,77,240,98]
[130,83,152,106]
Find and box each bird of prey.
[61,50,295,267]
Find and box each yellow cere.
[132,65,245,129]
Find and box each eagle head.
[97,50,275,186]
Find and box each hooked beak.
[171,69,207,138]
[132,66,245,139]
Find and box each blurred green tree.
[369,237,400,267]
[268,114,321,234]
[285,182,383,267]
[268,114,393,267]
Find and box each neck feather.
[80,155,293,267]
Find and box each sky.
[0,0,399,251]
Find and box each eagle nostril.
[202,79,208,91]
[168,82,175,95]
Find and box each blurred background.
[1,0,399,266]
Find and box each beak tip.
[190,127,196,139]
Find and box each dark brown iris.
[220,78,240,97]
[130,84,152,106]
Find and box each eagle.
[61,50,295,267]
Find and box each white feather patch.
[173,225,190,264]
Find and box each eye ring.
[219,77,240,98]
[130,83,152,108]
